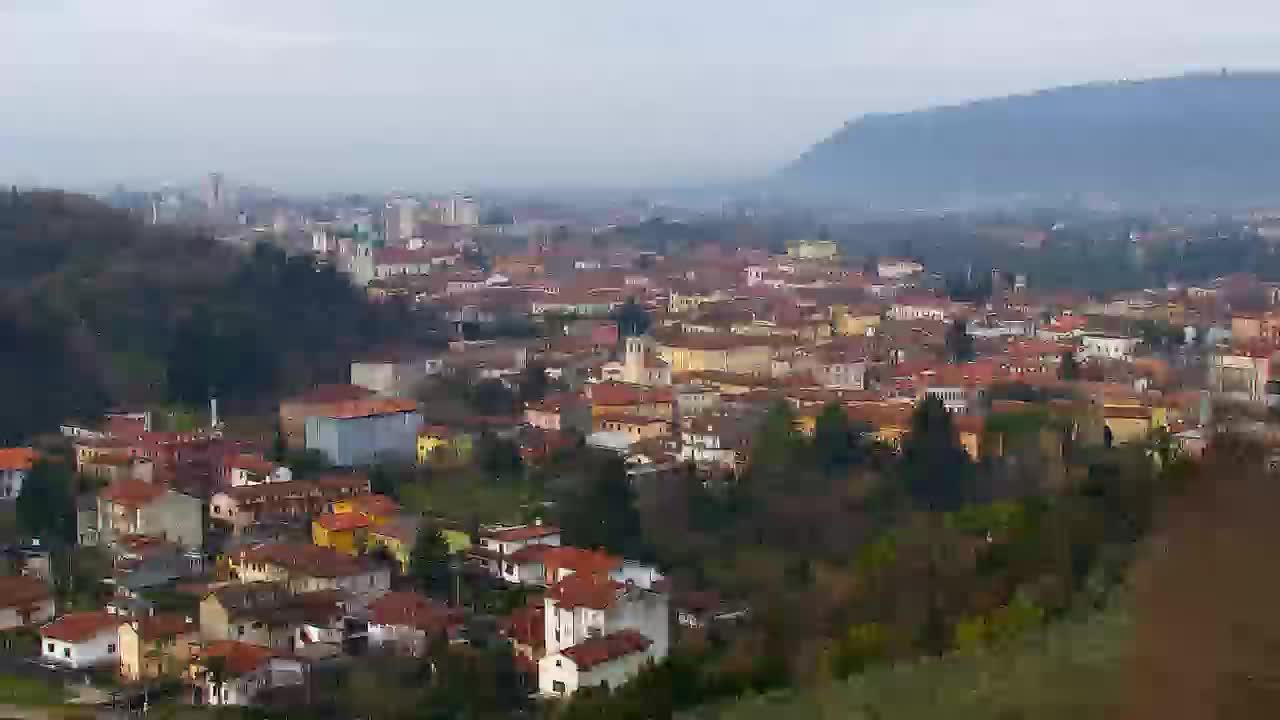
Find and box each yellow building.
[119,614,197,682]
[833,305,883,336]
[311,512,371,556]
[786,239,840,260]
[1103,405,1167,445]
[656,333,774,376]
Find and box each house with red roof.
[189,640,306,706]
[91,480,203,550]
[470,522,562,580]
[40,611,121,669]
[538,629,655,697]
[119,613,198,681]
[537,571,669,697]
[0,575,54,631]
[229,542,390,595]
[365,591,465,656]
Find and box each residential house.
[680,416,741,471]
[278,384,376,451]
[538,630,654,697]
[305,398,422,467]
[0,575,54,630]
[584,382,673,419]
[40,611,120,669]
[118,613,197,681]
[832,305,883,337]
[1208,344,1278,404]
[366,518,421,574]
[470,524,562,579]
[350,353,443,397]
[537,571,669,697]
[501,604,545,685]
[188,641,306,706]
[621,336,672,387]
[80,452,155,485]
[229,543,390,595]
[209,475,370,535]
[1080,334,1140,362]
[365,591,465,656]
[0,448,36,499]
[1104,405,1166,445]
[592,414,670,443]
[227,455,292,487]
[90,480,202,550]
[876,258,923,279]
[199,583,346,651]
[311,493,400,555]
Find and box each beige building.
[655,333,773,376]
[119,614,197,681]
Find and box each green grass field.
[691,601,1131,720]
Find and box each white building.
[1079,334,1140,362]
[538,630,655,697]
[537,571,669,697]
[40,611,120,669]
[877,259,924,280]
[471,524,562,580]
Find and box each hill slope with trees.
[777,72,1280,207]
[0,189,421,443]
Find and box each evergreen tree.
[409,524,452,597]
[558,457,645,558]
[945,319,975,363]
[812,402,862,474]
[1060,350,1081,381]
[16,460,76,545]
[897,396,974,512]
[612,297,651,337]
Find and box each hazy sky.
[3,0,1279,192]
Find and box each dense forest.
[778,72,1280,208]
[0,189,425,443]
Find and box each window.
[107,644,116,654]
[552,681,566,694]
[555,659,562,667]
[47,642,54,653]
[63,648,71,658]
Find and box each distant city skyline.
[3,0,1280,191]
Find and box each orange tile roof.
[101,479,166,507]
[319,398,419,420]
[315,512,371,532]
[542,547,622,578]
[235,543,374,578]
[546,572,622,610]
[346,494,401,516]
[41,611,119,642]
[199,641,279,676]
[0,448,36,471]
[132,613,196,641]
[366,591,464,630]
[561,629,651,670]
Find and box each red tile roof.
[542,547,622,578]
[101,479,166,507]
[315,512,371,532]
[366,591,463,631]
[41,611,119,643]
[319,398,419,420]
[0,575,51,610]
[546,572,622,610]
[507,544,555,564]
[132,613,196,641]
[234,543,375,579]
[199,641,279,676]
[346,494,401,516]
[0,448,37,471]
[560,630,651,670]
[488,525,561,543]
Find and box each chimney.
[210,397,219,430]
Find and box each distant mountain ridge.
[777,72,1280,207]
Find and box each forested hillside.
[0,189,418,443]
[779,72,1280,207]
